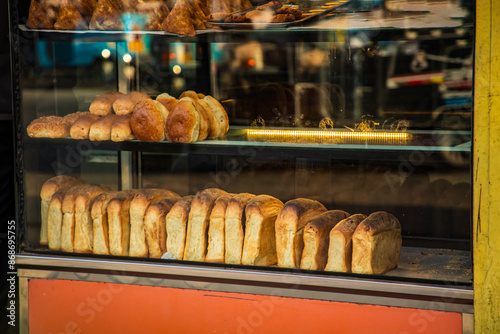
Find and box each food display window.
[9,0,480,332]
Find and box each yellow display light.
[246,129,411,145]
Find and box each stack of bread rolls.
[41,175,402,274]
[27,90,229,143]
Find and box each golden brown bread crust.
[92,191,118,255]
[90,91,124,115]
[89,114,118,141]
[60,184,103,252]
[179,90,200,100]
[143,197,179,258]
[300,210,349,271]
[74,186,109,253]
[113,91,152,115]
[40,175,83,245]
[107,189,139,256]
[156,93,178,112]
[89,0,124,30]
[27,116,71,138]
[54,0,89,30]
[205,193,234,263]
[64,112,91,125]
[27,0,54,29]
[183,188,228,261]
[195,99,220,139]
[352,211,402,275]
[130,99,167,142]
[275,198,327,268]
[325,213,366,273]
[203,95,229,138]
[180,97,209,141]
[241,195,284,266]
[111,115,135,142]
[129,189,180,257]
[70,114,101,139]
[166,195,195,260]
[224,193,255,264]
[161,1,196,37]
[165,99,200,143]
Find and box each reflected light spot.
[173,65,182,74]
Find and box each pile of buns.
[211,0,303,24]
[27,90,229,143]
[26,0,217,36]
[40,175,402,274]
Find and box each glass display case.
[10,0,475,331]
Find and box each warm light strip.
[246,129,411,145]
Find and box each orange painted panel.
[29,278,462,334]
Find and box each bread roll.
[70,114,101,139]
[144,197,179,258]
[111,115,135,142]
[113,91,152,115]
[165,99,200,143]
[179,90,200,100]
[325,213,366,272]
[300,210,349,271]
[183,188,228,261]
[156,93,178,111]
[352,212,402,275]
[129,189,180,257]
[40,175,83,245]
[90,91,124,115]
[205,194,234,263]
[89,114,118,141]
[64,112,90,124]
[224,193,255,264]
[60,184,103,252]
[92,191,118,255]
[241,195,284,266]
[275,198,327,268]
[180,97,209,141]
[27,116,71,138]
[131,100,168,142]
[203,95,229,137]
[196,99,221,139]
[74,186,109,253]
[165,195,195,260]
[107,189,139,256]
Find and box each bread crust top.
[354,211,401,236]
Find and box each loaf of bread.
[64,111,91,124]
[90,91,124,115]
[92,191,118,255]
[179,90,200,100]
[130,99,168,142]
[165,99,200,143]
[203,95,229,138]
[129,189,180,257]
[183,188,228,261]
[156,93,178,111]
[181,97,209,141]
[73,186,109,253]
[205,194,234,263]
[143,197,179,258]
[111,115,135,142]
[40,175,83,245]
[27,116,71,138]
[325,213,366,272]
[107,189,139,256]
[113,91,152,115]
[196,99,221,139]
[300,210,349,271]
[89,114,118,141]
[275,198,327,268]
[241,195,284,266]
[351,211,402,275]
[224,193,255,264]
[165,195,195,260]
[70,114,101,139]
[60,184,103,252]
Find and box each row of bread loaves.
[27,90,229,143]
[40,176,401,274]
